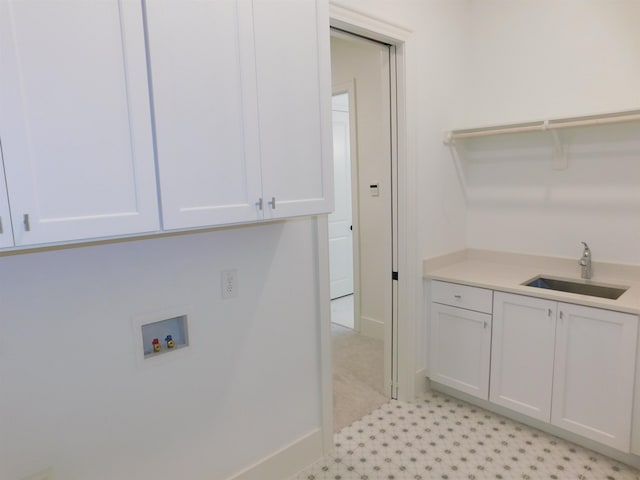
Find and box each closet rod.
[445,110,640,144]
[549,113,640,130]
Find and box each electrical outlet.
[20,467,53,480]
[221,269,237,299]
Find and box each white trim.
[393,38,418,404]
[225,429,323,480]
[415,368,428,395]
[315,215,334,454]
[324,0,416,418]
[329,2,413,42]
[360,315,385,340]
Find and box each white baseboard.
[226,429,323,480]
[414,368,428,395]
[360,315,384,340]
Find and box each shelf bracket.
[548,126,567,170]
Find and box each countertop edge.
[423,250,640,316]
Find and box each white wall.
[464,0,640,264]
[465,0,640,126]
[0,220,322,480]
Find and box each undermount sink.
[523,275,628,300]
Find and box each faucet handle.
[581,241,590,253]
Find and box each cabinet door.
[0,0,158,246]
[146,0,264,230]
[429,303,492,400]
[253,0,333,219]
[552,303,637,451]
[0,155,13,248]
[490,292,556,421]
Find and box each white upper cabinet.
[0,156,13,248]
[253,0,333,219]
[0,0,159,246]
[148,0,332,228]
[145,0,263,230]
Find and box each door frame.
[330,80,361,332]
[318,3,416,453]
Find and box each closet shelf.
[443,109,640,145]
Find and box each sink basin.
[523,275,628,300]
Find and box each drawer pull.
[454,294,462,299]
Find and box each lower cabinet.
[551,302,637,451]
[430,281,639,453]
[429,281,493,400]
[490,292,556,422]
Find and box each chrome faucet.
[579,241,592,279]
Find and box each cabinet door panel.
[552,303,637,451]
[430,303,491,399]
[146,0,263,229]
[490,292,556,421]
[253,0,333,218]
[0,0,159,245]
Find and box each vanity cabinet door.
[490,292,556,422]
[429,302,492,400]
[552,303,637,451]
[0,0,159,246]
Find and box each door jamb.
[319,2,416,454]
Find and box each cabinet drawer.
[432,280,493,314]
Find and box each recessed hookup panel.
[141,315,189,359]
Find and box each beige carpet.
[332,323,388,432]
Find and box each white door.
[328,93,354,299]
[145,0,263,230]
[0,155,13,248]
[0,0,159,246]
[429,303,492,400]
[253,0,333,219]
[490,292,556,421]
[552,303,637,451]
[330,30,394,395]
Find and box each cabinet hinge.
[392,271,398,281]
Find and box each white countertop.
[423,249,640,315]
